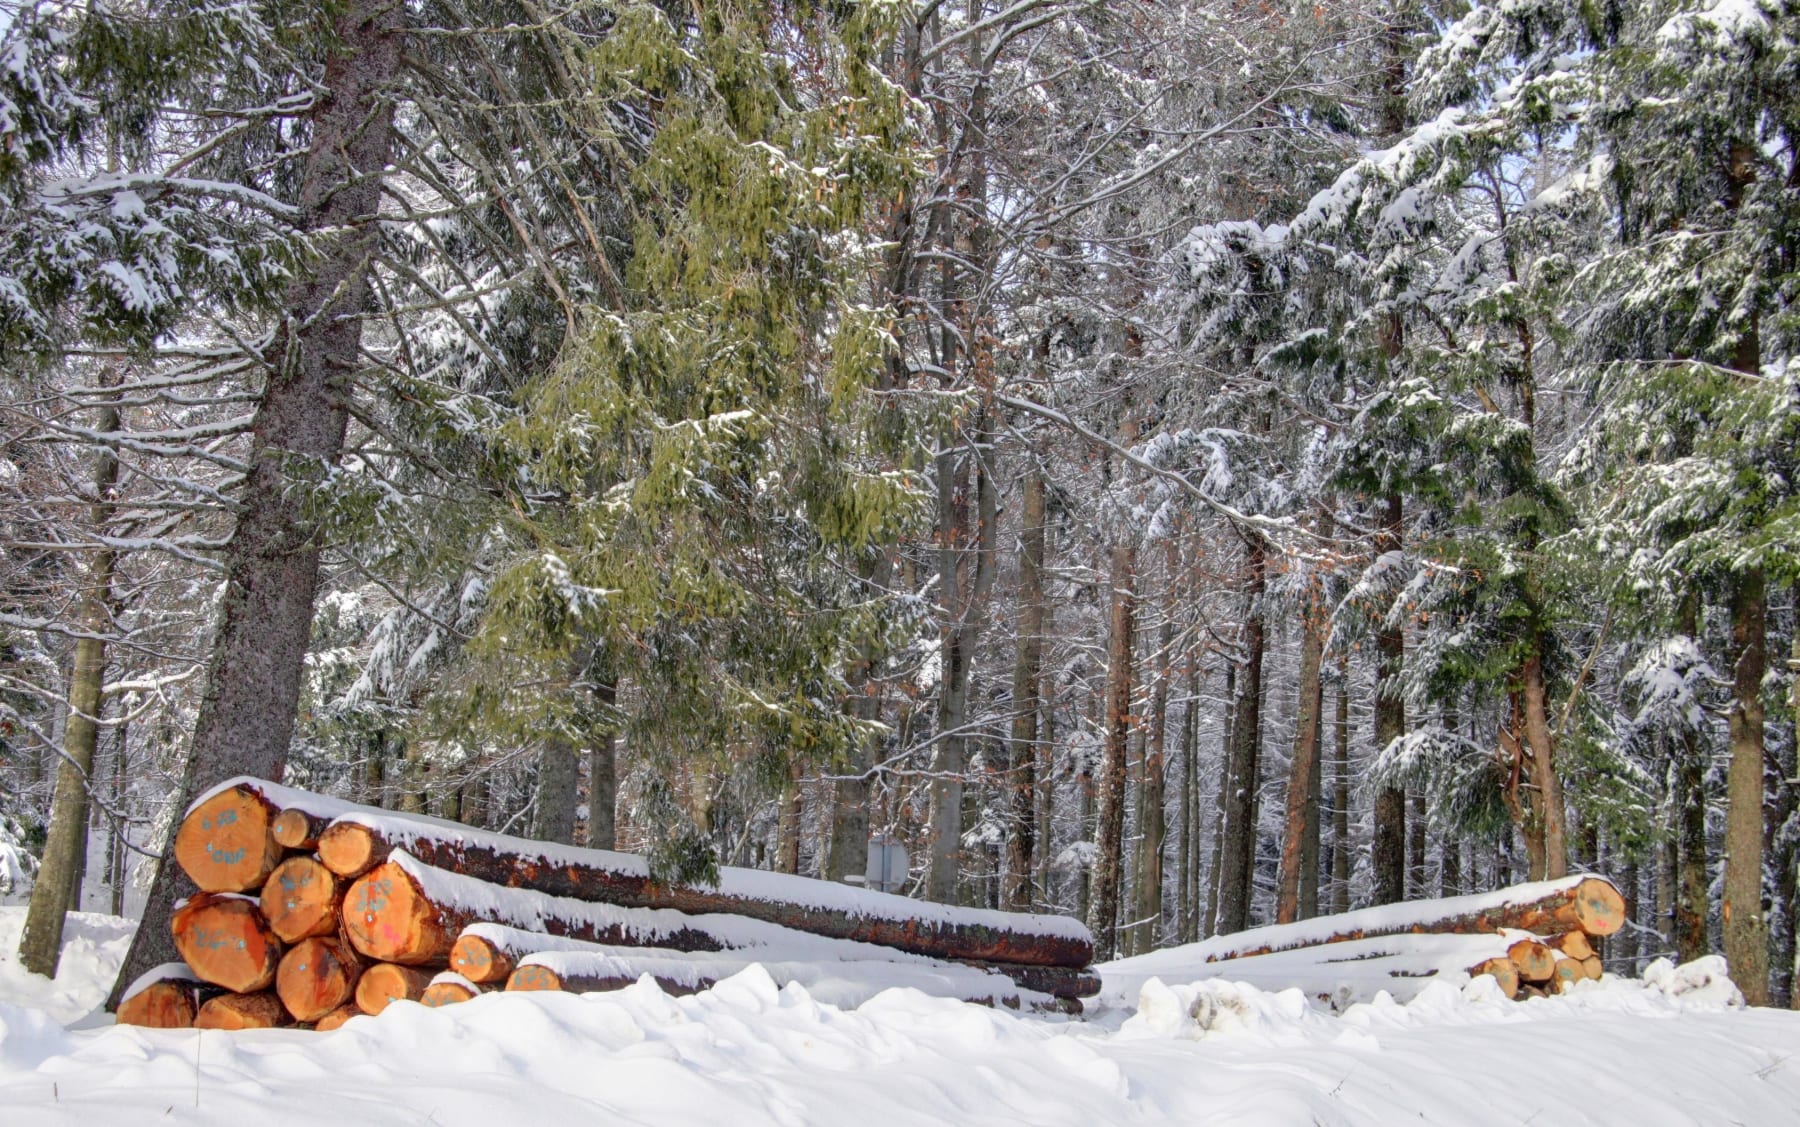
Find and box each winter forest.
[4,0,1800,1060]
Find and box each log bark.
[321,822,1092,967]
[170,893,283,993]
[275,937,362,1022]
[196,991,290,1030]
[259,856,340,943]
[313,1004,363,1032]
[1202,875,1626,962]
[506,963,698,997]
[355,963,437,1016]
[1724,566,1769,1006]
[174,786,285,894]
[107,0,408,1010]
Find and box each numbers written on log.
[174,787,284,893]
[260,856,341,944]
[171,893,283,994]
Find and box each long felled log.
[355,963,437,1016]
[316,812,1091,967]
[196,991,290,1030]
[171,892,283,993]
[260,856,340,943]
[504,949,1068,1013]
[1198,875,1627,963]
[174,786,285,893]
[276,937,363,1022]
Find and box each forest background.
[1,0,1797,1010]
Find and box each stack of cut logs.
[1194,874,1629,1002]
[117,778,1099,1030]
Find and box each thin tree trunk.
[1674,597,1709,962]
[1206,659,1236,936]
[1087,543,1136,959]
[1276,564,1325,924]
[1133,604,1171,948]
[1724,567,1768,1005]
[1218,535,1266,934]
[1179,659,1200,941]
[109,0,404,1009]
[1003,473,1046,910]
[1332,657,1351,915]
[19,381,121,977]
[1373,492,1407,904]
[1522,646,1569,878]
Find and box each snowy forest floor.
[3,907,1800,1125]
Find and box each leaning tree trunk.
[1087,542,1136,959]
[1724,566,1768,1006]
[19,386,121,977]
[107,0,404,1010]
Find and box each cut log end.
[276,937,363,1023]
[421,979,481,1007]
[174,787,284,893]
[1549,931,1595,961]
[1567,877,1628,937]
[505,964,567,993]
[1470,957,1520,999]
[116,981,198,1029]
[270,808,329,850]
[171,892,283,994]
[317,822,387,879]
[1552,960,1585,994]
[1507,938,1556,984]
[1580,955,1604,981]
[195,992,289,1031]
[449,934,513,986]
[313,1004,364,1032]
[343,862,457,965]
[355,963,437,1016]
[260,856,341,944]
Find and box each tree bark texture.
[1218,535,1266,934]
[1003,471,1046,910]
[108,0,404,1010]
[1276,570,1325,925]
[1086,543,1136,959]
[1724,567,1768,1005]
[1373,492,1407,905]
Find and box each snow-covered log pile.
[117,778,1098,1029]
[1100,876,1626,1011]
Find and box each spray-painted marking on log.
[510,965,556,990]
[208,846,247,866]
[351,877,393,920]
[194,927,248,952]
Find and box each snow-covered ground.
[4,905,1800,1125]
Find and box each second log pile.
[118,777,1100,1030]
[1185,874,1628,1004]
